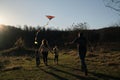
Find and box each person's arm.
[72,37,79,43]
[65,37,78,45]
[47,45,54,54]
[38,45,42,53]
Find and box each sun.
[0,18,2,24]
[0,17,5,32]
[0,16,7,25]
[0,25,4,32]
[0,18,4,24]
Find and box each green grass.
[0,50,120,80]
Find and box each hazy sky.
[0,0,119,29]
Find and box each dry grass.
[0,50,120,80]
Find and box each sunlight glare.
[0,17,6,32]
[0,18,2,24]
[0,25,5,32]
[0,25,3,32]
[0,18,5,24]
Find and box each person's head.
[41,39,48,45]
[78,32,83,37]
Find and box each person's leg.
[42,53,46,65]
[79,53,85,70]
[44,52,48,66]
[56,55,58,64]
[79,50,88,76]
[54,55,58,64]
[36,57,40,67]
[36,52,40,67]
[36,57,38,66]
[54,55,56,63]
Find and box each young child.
[53,45,59,64]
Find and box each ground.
[0,50,120,80]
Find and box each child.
[53,45,59,64]
[39,39,52,66]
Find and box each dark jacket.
[73,36,87,51]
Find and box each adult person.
[39,39,53,66]
[68,32,88,76]
[34,40,40,67]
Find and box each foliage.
[0,24,120,51]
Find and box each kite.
[44,15,55,27]
[34,15,55,45]
[46,15,55,20]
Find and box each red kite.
[34,15,55,45]
[46,15,55,20]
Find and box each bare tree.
[71,22,89,31]
[103,0,120,15]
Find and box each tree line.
[0,24,120,51]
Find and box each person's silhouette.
[39,39,52,66]
[53,45,59,64]
[69,32,88,76]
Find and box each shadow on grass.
[89,72,120,80]
[39,66,96,80]
[40,68,68,80]
[59,64,120,80]
[58,64,81,71]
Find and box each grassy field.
[0,50,120,80]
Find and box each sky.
[0,0,120,29]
